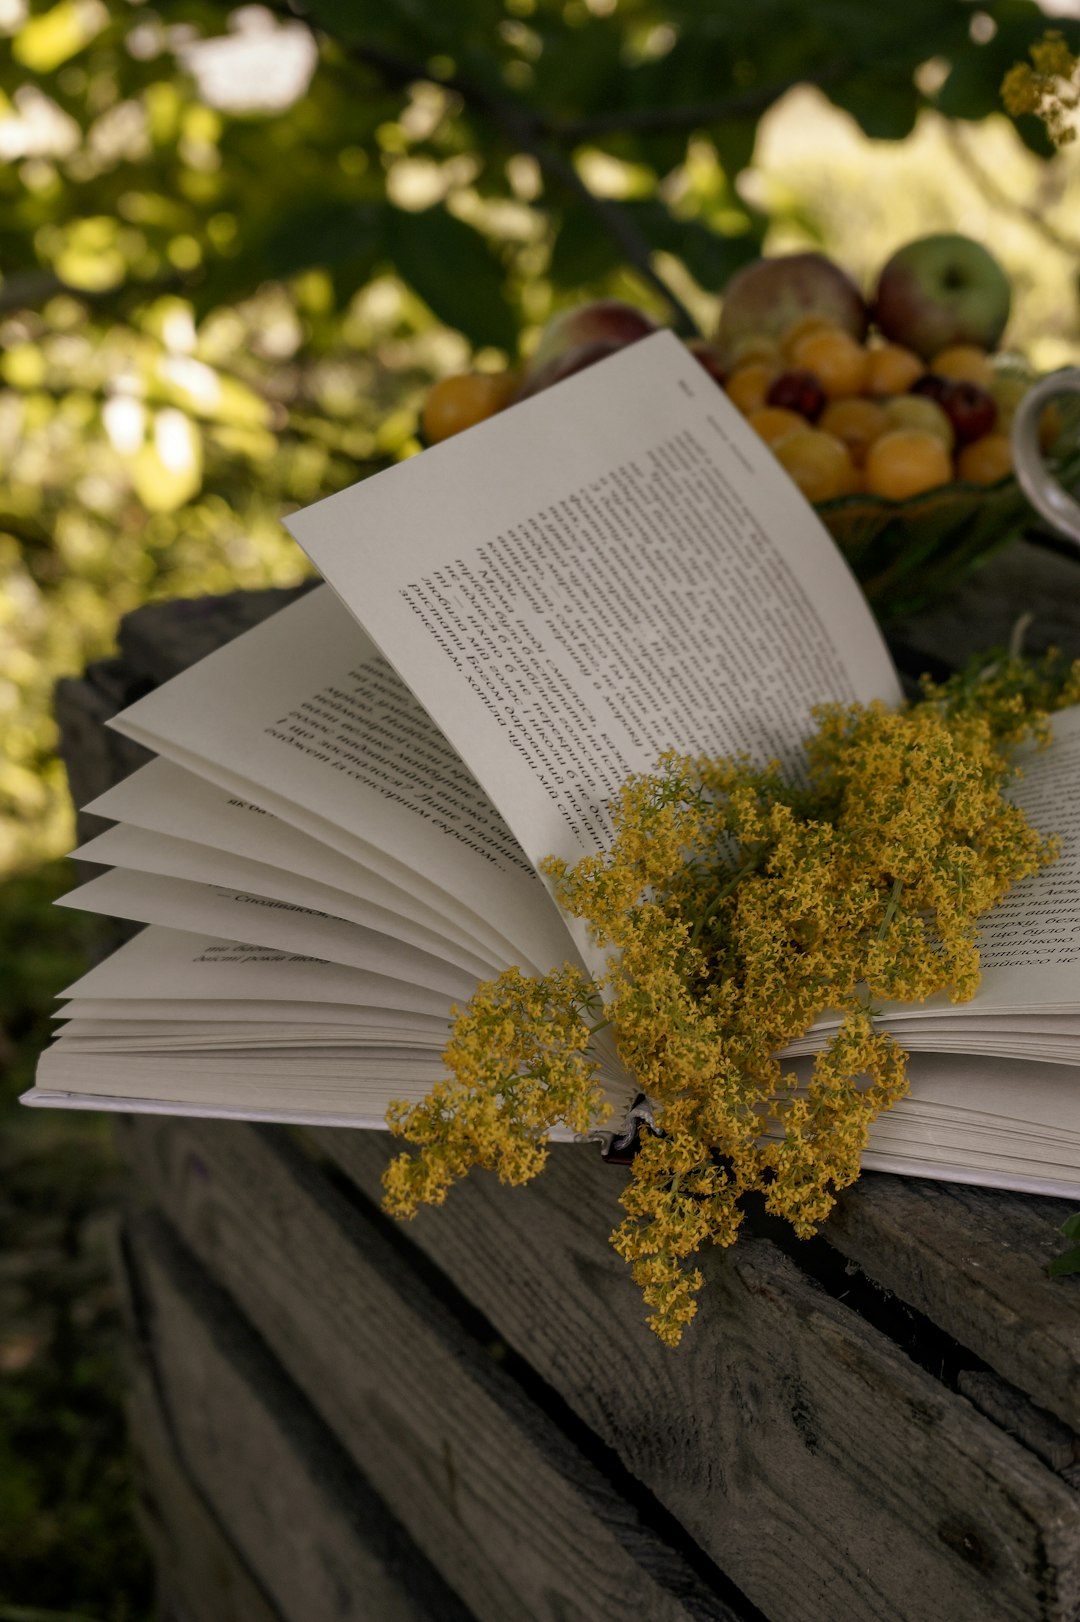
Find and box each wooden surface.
[317,1128,1080,1622]
[53,535,1080,1622]
[119,1211,465,1622]
[127,1358,286,1622]
[117,1114,739,1622]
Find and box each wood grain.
[314,1128,1080,1622]
[118,1113,742,1622]
[827,1175,1080,1430]
[122,1211,467,1622]
[127,1358,285,1622]
[55,663,154,851]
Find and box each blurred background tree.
[2,1,1080,1615]
[3,0,1080,876]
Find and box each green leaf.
[624,201,762,292]
[12,1,103,73]
[1048,1246,1080,1279]
[665,216,761,293]
[387,205,517,351]
[1060,1211,1080,1241]
[550,198,760,297]
[549,208,623,289]
[263,200,387,283]
[829,73,920,142]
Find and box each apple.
[873,235,1011,361]
[513,337,632,401]
[685,338,727,388]
[528,299,659,375]
[716,253,867,369]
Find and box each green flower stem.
[876,876,904,941]
[689,848,767,946]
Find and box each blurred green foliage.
[0,861,152,1620]
[1,4,1079,1612]
[2,0,1077,876]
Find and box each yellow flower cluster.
[383,651,1080,1347]
[382,964,609,1216]
[1002,30,1079,147]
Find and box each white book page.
[86,758,508,966]
[54,1016,450,1049]
[58,869,477,1002]
[31,1039,632,1125]
[793,705,1080,1037]
[22,1089,412,1133]
[287,331,900,887]
[32,1049,448,1110]
[966,704,1080,1010]
[56,997,442,1026]
[106,588,575,974]
[73,822,500,980]
[59,926,455,1018]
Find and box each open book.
[24,333,1080,1198]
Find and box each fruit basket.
[420,237,1080,623]
[819,421,1080,619]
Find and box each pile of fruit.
[419,234,1080,615]
[703,234,1031,507]
[421,234,1048,512]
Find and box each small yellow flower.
[1003,30,1079,147]
[383,648,1079,1346]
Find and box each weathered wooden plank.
[116,584,312,686]
[55,664,154,850]
[128,1358,285,1622]
[122,1211,468,1622]
[958,1370,1080,1476]
[117,1114,743,1622]
[108,1215,285,1622]
[313,1128,1080,1622]
[825,1175,1080,1429]
[64,568,1080,1618]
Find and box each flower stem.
[689,847,767,945]
[876,877,904,941]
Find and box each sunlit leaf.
[0,345,47,389]
[13,0,104,74]
[128,410,202,511]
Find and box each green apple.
[873,235,1011,361]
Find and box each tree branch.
[943,121,1080,258]
[0,268,183,319]
[551,62,850,141]
[303,27,702,333]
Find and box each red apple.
[528,299,659,376]
[716,253,867,369]
[873,235,1011,361]
[513,338,630,401]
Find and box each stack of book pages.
[25,334,1080,1197]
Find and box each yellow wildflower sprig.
[384,651,1080,1346]
[1003,30,1079,147]
[382,964,610,1216]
